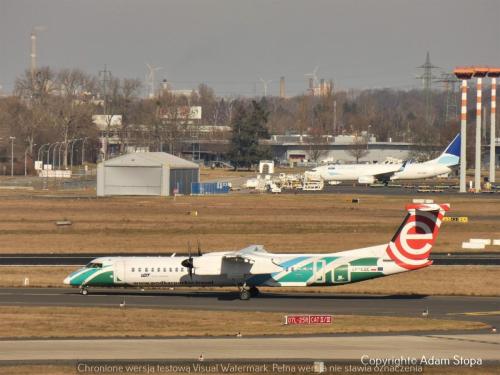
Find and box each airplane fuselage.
[391,162,451,180]
[64,247,404,289]
[313,163,401,183]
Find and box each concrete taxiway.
[0,334,499,361]
[0,288,499,327]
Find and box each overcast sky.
[1,0,499,96]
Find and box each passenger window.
[163,268,166,272]
[145,268,148,272]
[175,268,178,272]
[169,268,172,272]
[131,268,135,272]
[138,268,142,272]
[157,268,160,272]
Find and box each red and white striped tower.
[460,79,468,192]
[489,71,499,183]
[475,76,482,192]
[454,67,474,193]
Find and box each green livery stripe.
[70,269,99,286]
[86,270,115,286]
[278,262,313,282]
[322,257,339,264]
[349,257,379,266]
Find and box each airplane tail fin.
[385,203,450,270]
[435,134,460,166]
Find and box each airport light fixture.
[9,136,15,176]
[37,143,50,162]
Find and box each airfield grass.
[0,306,488,338]
[0,192,499,254]
[2,265,499,296]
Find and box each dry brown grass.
[1,364,499,375]
[0,365,75,375]
[2,265,499,296]
[0,193,499,254]
[0,306,487,339]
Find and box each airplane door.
[114,260,125,284]
[314,260,326,284]
[333,264,349,283]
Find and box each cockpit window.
[86,262,103,269]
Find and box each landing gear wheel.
[80,287,88,295]
[239,289,251,300]
[249,286,260,297]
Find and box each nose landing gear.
[80,287,88,295]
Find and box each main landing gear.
[239,285,259,300]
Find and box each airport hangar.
[97,152,199,197]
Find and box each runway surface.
[1,288,499,327]
[1,253,499,265]
[1,334,499,361]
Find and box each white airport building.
[97,152,199,197]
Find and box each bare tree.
[347,135,369,163]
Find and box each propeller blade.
[197,240,202,256]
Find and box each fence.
[191,182,231,195]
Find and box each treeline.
[0,66,473,169]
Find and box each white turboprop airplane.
[64,203,449,300]
[309,134,460,184]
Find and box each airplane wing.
[373,171,397,183]
[221,245,281,274]
[222,245,267,263]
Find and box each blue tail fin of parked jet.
[436,134,460,166]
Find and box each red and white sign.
[284,315,333,325]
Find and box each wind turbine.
[146,63,163,98]
[259,78,272,97]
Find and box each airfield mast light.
[9,136,15,176]
[489,69,500,184]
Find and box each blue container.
[191,182,231,195]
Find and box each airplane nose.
[63,276,71,285]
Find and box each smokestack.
[279,76,285,98]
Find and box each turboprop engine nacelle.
[358,176,375,184]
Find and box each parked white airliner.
[64,203,449,300]
[310,134,460,184]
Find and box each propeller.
[197,240,202,257]
[181,242,194,279]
